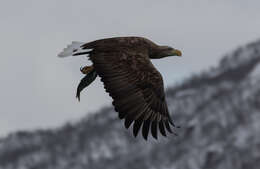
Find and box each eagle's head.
[151,46,182,59]
[160,46,182,57]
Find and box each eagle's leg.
[80,65,94,74]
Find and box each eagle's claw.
[80,65,94,74]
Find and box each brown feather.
[124,102,146,122]
[165,120,173,133]
[151,121,158,139]
[124,102,146,128]
[159,121,167,137]
[143,108,153,120]
[142,118,151,140]
[114,91,142,106]
[133,118,143,137]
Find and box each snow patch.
[250,63,260,77]
[175,89,197,98]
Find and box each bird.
[58,37,182,140]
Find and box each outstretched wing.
[90,50,176,140]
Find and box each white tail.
[58,41,91,57]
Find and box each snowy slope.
[1,39,260,169]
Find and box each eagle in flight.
[58,37,182,140]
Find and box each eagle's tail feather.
[58,41,92,57]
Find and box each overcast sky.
[1,0,260,137]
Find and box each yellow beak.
[173,49,182,56]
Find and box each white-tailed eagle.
[58,37,182,140]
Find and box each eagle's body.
[58,37,182,140]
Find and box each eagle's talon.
[80,65,94,74]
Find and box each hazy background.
[1,0,260,137]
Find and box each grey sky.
[1,0,260,137]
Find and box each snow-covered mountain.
[1,39,260,169]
